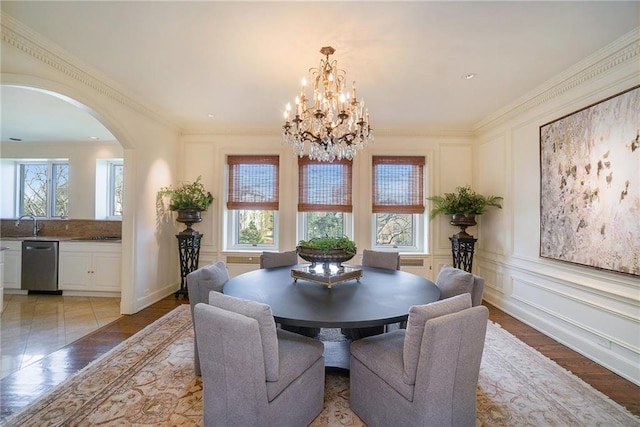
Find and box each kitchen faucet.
[16,214,40,236]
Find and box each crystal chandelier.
[282,46,373,162]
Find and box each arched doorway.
[1,79,136,313]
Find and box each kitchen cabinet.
[0,247,4,308]
[59,242,121,292]
[0,241,22,290]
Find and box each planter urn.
[176,209,203,235]
[450,214,477,238]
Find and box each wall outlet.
[595,336,611,349]
[144,288,150,295]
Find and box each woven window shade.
[227,155,279,210]
[298,158,352,213]
[372,156,425,214]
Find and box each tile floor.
[0,294,121,379]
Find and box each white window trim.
[17,159,68,218]
[371,213,424,252]
[106,160,123,219]
[225,209,279,251]
[369,152,429,254]
[221,150,283,252]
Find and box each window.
[95,159,124,219]
[298,158,353,240]
[108,161,124,217]
[372,156,425,251]
[226,155,279,249]
[19,161,69,217]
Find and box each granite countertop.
[0,236,121,242]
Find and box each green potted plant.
[426,185,502,235]
[157,176,214,234]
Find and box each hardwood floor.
[1,297,638,421]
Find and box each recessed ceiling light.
[462,73,476,80]
[89,136,100,140]
[207,113,214,118]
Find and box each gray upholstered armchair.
[186,261,230,375]
[435,264,485,306]
[193,292,325,427]
[350,294,489,426]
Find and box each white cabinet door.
[92,252,121,291]
[59,242,121,292]
[0,242,22,290]
[1,249,4,308]
[59,252,92,290]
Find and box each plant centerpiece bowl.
[297,236,357,270]
[426,185,503,237]
[157,176,214,235]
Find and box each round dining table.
[223,264,440,369]
[223,264,441,329]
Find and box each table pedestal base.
[322,340,351,371]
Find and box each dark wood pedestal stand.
[449,234,477,273]
[448,214,478,273]
[175,233,202,298]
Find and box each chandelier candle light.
[282,46,373,162]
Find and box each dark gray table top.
[223,264,441,328]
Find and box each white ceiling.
[1,1,639,144]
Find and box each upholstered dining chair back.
[350,294,489,427]
[186,261,230,375]
[436,264,485,307]
[194,292,325,427]
[361,249,401,270]
[260,250,298,269]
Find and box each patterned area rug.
[4,305,638,426]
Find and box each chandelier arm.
[300,130,325,145]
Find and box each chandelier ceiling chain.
[282,46,373,162]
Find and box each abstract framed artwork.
[539,85,639,277]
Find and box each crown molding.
[474,27,640,133]
[182,124,475,139]
[1,12,179,133]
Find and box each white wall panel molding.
[476,134,507,257]
[506,254,640,304]
[476,261,505,294]
[495,287,640,385]
[510,274,638,324]
[1,14,178,132]
[432,256,452,281]
[475,28,640,132]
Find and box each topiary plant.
[426,185,502,220]
[157,176,214,211]
[297,235,356,255]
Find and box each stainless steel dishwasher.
[21,240,60,293]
